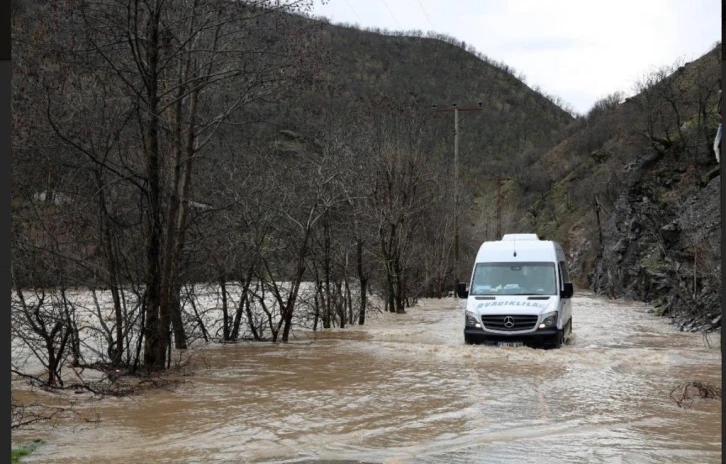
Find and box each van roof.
[475,236,562,263]
[501,233,540,241]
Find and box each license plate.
[497,341,523,348]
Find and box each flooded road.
[14,293,722,463]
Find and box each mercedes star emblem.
[503,316,515,328]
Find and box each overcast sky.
[311,0,720,115]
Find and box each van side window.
[558,261,570,288]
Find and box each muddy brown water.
[12,293,722,463]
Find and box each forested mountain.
[286,21,574,181]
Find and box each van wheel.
[547,330,564,349]
[564,318,572,343]
[464,333,477,345]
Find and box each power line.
[342,0,363,24]
[379,0,402,29]
[414,0,435,30]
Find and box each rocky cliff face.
[590,152,720,332]
[518,44,723,333]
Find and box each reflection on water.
[12,293,722,463]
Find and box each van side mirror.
[457,283,469,299]
[561,282,573,299]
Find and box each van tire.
[547,329,565,349]
[464,334,475,345]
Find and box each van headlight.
[465,310,480,327]
[539,311,558,328]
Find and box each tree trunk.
[393,257,405,314]
[345,276,353,326]
[231,270,254,340]
[337,280,345,328]
[46,346,56,387]
[357,239,367,325]
[313,274,322,331]
[169,87,199,350]
[95,170,124,365]
[169,278,185,347]
[280,229,311,342]
[322,213,332,328]
[244,284,262,341]
[380,230,395,313]
[220,276,230,341]
[231,288,246,340]
[142,2,164,370]
[187,286,209,343]
[59,286,81,367]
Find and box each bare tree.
[14,0,323,370]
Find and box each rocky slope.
[526,44,722,332]
[592,158,720,332]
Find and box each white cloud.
[312,0,720,114]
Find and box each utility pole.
[454,106,459,296]
[481,175,510,239]
[433,101,482,297]
[496,177,504,238]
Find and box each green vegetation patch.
[640,249,667,271]
[12,439,44,463]
[11,449,30,464]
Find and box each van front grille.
[481,315,538,331]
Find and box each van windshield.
[470,262,557,296]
